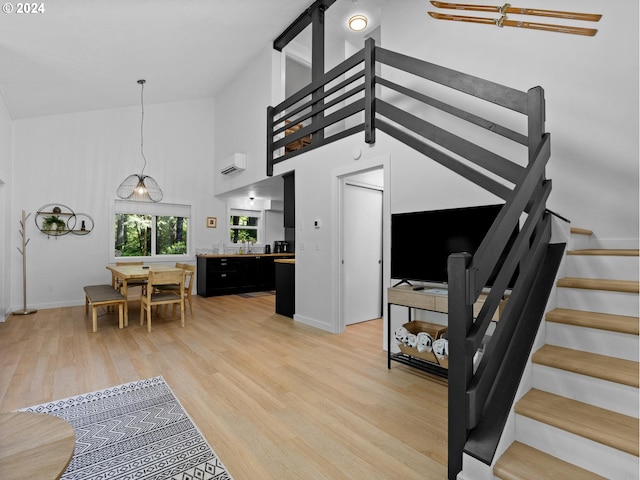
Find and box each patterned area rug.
[19,376,233,480]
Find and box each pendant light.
[117,79,163,202]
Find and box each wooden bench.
[83,285,126,332]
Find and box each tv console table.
[387,285,504,378]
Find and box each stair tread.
[532,344,639,387]
[568,249,639,256]
[515,389,639,456]
[494,441,606,480]
[570,227,593,236]
[557,277,639,293]
[546,308,639,335]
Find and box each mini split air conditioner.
[220,153,246,175]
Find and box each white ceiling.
[1,0,383,201]
[0,0,313,119]
[0,0,383,120]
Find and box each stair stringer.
[457,218,571,480]
[457,226,569,480]
[458,296,561,480]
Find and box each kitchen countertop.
[196,253,294,258]
[274,258,295,264]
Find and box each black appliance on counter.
[274,241,290,253]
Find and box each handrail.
[467,180,552,353]
[466,179,552,425]
[267,49,367,176]
[375,47,529,113]
[271,49,365,117]
[267,38,556,480]
[376,77,529,145]
[468,134,551,300]
[546,208,570,223]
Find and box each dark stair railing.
[268,38,564,480]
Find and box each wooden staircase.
[493,229,639,479]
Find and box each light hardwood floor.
[0,294,448,479]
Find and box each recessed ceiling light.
[348,14,368,31]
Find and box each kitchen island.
[274,258,295,318]
[197,253,294,297]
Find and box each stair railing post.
[364,37,376,144]
[527,86,545,164]
[267,106,274,176]
[448,252,474,480]
[311,5,325,145]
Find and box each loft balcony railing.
[267,38,564,480]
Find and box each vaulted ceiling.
[0,0,383,120]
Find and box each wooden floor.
[0,294,448,479]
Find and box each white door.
[343,182,383,325]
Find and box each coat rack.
[13,210,37,315]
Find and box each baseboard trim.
[293,313,335,333]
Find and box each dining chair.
[140,269,185,332]
[113,261,148,295]
[155,263,196,316]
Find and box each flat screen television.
[391,204,518,287]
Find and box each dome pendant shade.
[117,174,163,202]
[116,79,163,203]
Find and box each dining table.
[0,411,76,480]
[106,264,183,327]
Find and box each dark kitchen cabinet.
[197,255,293,297]
[275,260,295,318]
[256,256,275,290]
[197,256,243,297]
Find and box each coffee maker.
[273,241,290,253]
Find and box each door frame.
[331,154,391,335]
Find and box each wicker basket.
[398,320,449,368]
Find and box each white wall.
[265,0,639,333]
[265,209,285,247]
[273,132,499,332]
[10,98,222,310]
[383,0,638,246]
[0,93,12,319]
[6,0,636,320]
[213,43,275,196]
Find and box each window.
[114,201,190,258]
[156,216,188,254]
[115,213,152,256]
[229,209,260,244]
